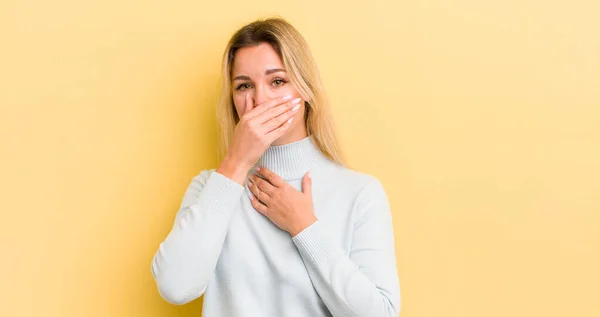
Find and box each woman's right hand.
[217,94,302,184]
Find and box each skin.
[230,42,308,145]
[217,42,317,237]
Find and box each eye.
[236,83,252,91]
[272,78,287,87]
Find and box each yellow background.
[1,0,598,316]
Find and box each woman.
[151,17,401,317]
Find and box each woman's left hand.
[248,167,317,236]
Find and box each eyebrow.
[232,68,286,81]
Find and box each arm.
[151,169,245,305]
[292,177,401,317]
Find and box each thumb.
[302,171,312,196]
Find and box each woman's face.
[231,42,305,129]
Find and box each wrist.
[217,155,253,185]
[289,215,318,237]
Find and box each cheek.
[277,85,300,97]
[292,103,307,121]
[232,95,246,116]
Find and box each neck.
[254,134,332,180]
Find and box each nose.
[253,83,274,106]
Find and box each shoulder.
[187,168,217,188]
[179,168,224,210]
[192,168,217,182]
[181,168,226,199]
[324,164,389,206]
[328,163,385,190]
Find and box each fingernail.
[255,166,260,172]
[292,104,301,112]
[291,97,302,104]
[307,171,312,179]
[287,117,294,124]
[282,94,293,101]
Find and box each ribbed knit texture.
[254,135,330,180]
[151,135,401,317]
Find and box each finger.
[256,97,301,125]
[247,178,257,196]
[302,171,312,196]
[256,167,287,188]
[252,175,275,197]
[245,92,253,111]
[265,116,294,143]
[249,193,268,214]
[249,178,270,206]
[247,94,294,119]
[261,101,301,133]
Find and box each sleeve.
[151,169,245,305]
[291,177,401,317]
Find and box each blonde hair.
[216,17,345,166]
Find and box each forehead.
[232,43,284,76]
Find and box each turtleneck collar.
[251,135,332,181]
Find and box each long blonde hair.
[216,17,345,166]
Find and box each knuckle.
[250,127,262,139]
[243,119,254,130]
